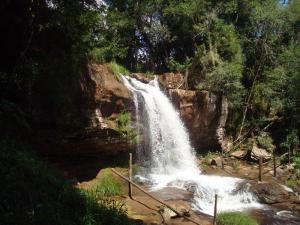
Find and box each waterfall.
[121,75,261,216]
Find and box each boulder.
[251,181,300,204]
[231,150,246,159]
[251,144,272,161]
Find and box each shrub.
[216,212,258,225]
[116,112,138,144]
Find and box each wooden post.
[221,157,224,170]
[129,153,132,198]
[273,154,276,177]
[221,149,224,170]
[213,194,218,225]
[259,156,262,182]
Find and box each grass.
[216,212,258,225]
[93,170,122,198]
[108,61,129,76]
[0,138,136,225]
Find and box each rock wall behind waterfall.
[158,73,228,151]
[170,89,229,151]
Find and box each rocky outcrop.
[250,144,272,161]
[158,72,184,89]
[250,181,300,204]
[36,64,133,161]
[80,63,130,129]
[168,89,227,151]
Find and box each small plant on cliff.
[216,212,258,225]
[116,112,138,144]
[108,61,129,76]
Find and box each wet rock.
[251,181,300,204]
[251,145,271,161]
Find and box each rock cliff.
[168,88,227,151]
[36,64,133,161]
[36,65,227,163]
[159,73,227,151]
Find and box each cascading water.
[121,75,262,216]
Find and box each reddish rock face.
[168,89,226,151]
[80,64,130,128]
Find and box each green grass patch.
[216,212,258,225]
[108,61,129,76]
[93,171,122,198]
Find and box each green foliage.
[293,157,300,170]
[116,112,138,144]
[168,58,191,73]
[280,130,300,153]
[92,171,122,198]
[256,132,275,152]
[108,61,130,76]
[90,44,128,64]
[0,138,135,225]
[216,212,258,225]
[197,62,245,108]
[286,175,300,191]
